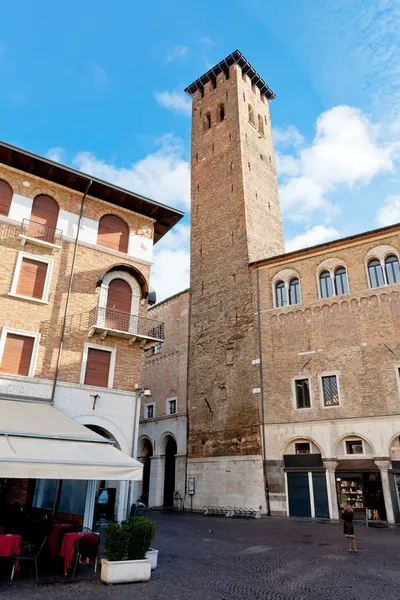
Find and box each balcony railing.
[20,219,62,245]
[88,306,165,342]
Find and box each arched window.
[258,114,264,135]
[248,104,254,125]
[368,259,385,288]
[385,255,400,285]
[289,278,300,305]
[204,113,211,130]
[319,270,333,298]
[275,280,287,307]
[218,104,225,122]
[0,179,13,217]
[105,278,132,331]
[97,214,129,253]
[30,194,59,242]
[334,267,349,295]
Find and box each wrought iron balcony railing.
[20,218,62,245]
[88,306,165,342]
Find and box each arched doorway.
[163,436,177,508]
[140,439,153,506]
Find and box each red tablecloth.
[48,524,78,558]
[60,533,99,575]
[0,534,21,557]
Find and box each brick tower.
[184,51,284,509]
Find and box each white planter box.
[145,548,159,570]
[101,558,152,584]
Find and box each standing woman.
[342,506,357,552]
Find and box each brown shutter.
[16,258,48,299]
[30,195,59,242]
[84,348,111,387]
[0,180,13,217]
[105,279,131,331]
[97,214,129,253]
[1,333,35,376]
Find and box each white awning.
[0,399,143,481]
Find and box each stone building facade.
[140,290,189,508]
[0,142,182,525]
[180,50,400,522]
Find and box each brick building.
[0,141,182,527]
[139,289,189,508]
[141,50,400,523]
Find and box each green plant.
[104,517,156,562]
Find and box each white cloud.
[93,64,108,84]
[165,44,189,64]
[46,147,66,163]
[72,134,190,211]
[200,36,215,46]
[273,125,304,149]
[285,225,340,252]
[155,91,191,116]
[278,106,394,221]
[151,223,190,302]
[376,195,400,226]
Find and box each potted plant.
[101,516,156,584]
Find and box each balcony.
[88,306,164,347]
[19,219,62,250]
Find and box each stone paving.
[1,512,400,600]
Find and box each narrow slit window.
[289,278,300,305]
[204,113,211,130]
[319,270,333,298]
[368,259,385,288]
[334,267,349,295]
[258,114,264,135]
[218,104,225,122]
[275,280,287,308]
[385,255,400,285]
[248,104,255,125]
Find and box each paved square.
[1,513,400,600]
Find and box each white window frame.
[292,376,313,410]
[0,327,41,378]
[144,402,156,419]
[80,342,116,389]
[166,396,178,415]
[345,439,364,456]
[319,371,342,408]
[9,251,54,304]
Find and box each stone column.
[148,455,165,508]
[374,459,395,524]
[323,460,339,520]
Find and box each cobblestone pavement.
[1,512,400,600]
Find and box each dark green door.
[312,472,330,518]
[287,472,311,517]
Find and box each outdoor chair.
[11,535,48,583]
[72,533,100,577]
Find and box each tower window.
[264,115,268,125]
[204,113,212,131]
[258,115,264,135]
[243,92,245,102]
[218,103,225,122]
[248,104,255,125]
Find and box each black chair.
[11,535,48,583]
[72,534,100,577]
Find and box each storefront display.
[336,471,386,521]
[336,476,365,510]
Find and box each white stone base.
[101,558,152,584]
[187,455,266,511]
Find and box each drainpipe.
[50,179,92,406]
[256,265,271,516]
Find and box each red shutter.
[29,195,59,242]
[84,348,111,387]
[0,180,13,217]
[1,334,35,376]
[16,259,48,299]
[97,214,129,253]
[106,278,131,331]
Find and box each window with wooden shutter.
[29,195,59,242]
[105,278,131,331]
[16,258,48,300]
[0,179,13,217]
[1,333,35,376]
[97,214,129,253]
[84,348,112,388]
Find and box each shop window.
[97,214,129,254]
[368,259,385,288]
[0,179,13,217]
[295,442,310,455]
[10,252,53,302]
[346,440,363,455]
[167,397,177,415]
[0,329,39,377]
[336,476,365,511]
[385,255,400,285]
[295,378,311,408]
[81,344,116,388]
[334,266,349,295]
[33,479,87,516]
[322,375,339,406]
[275,280,287,307]
[319,270,333,298]
[289,278,301,305]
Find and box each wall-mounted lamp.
[134,384,151,397]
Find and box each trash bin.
[130,501,147,518]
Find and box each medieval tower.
[185,51,284,509]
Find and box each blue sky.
[1,0,400,300]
